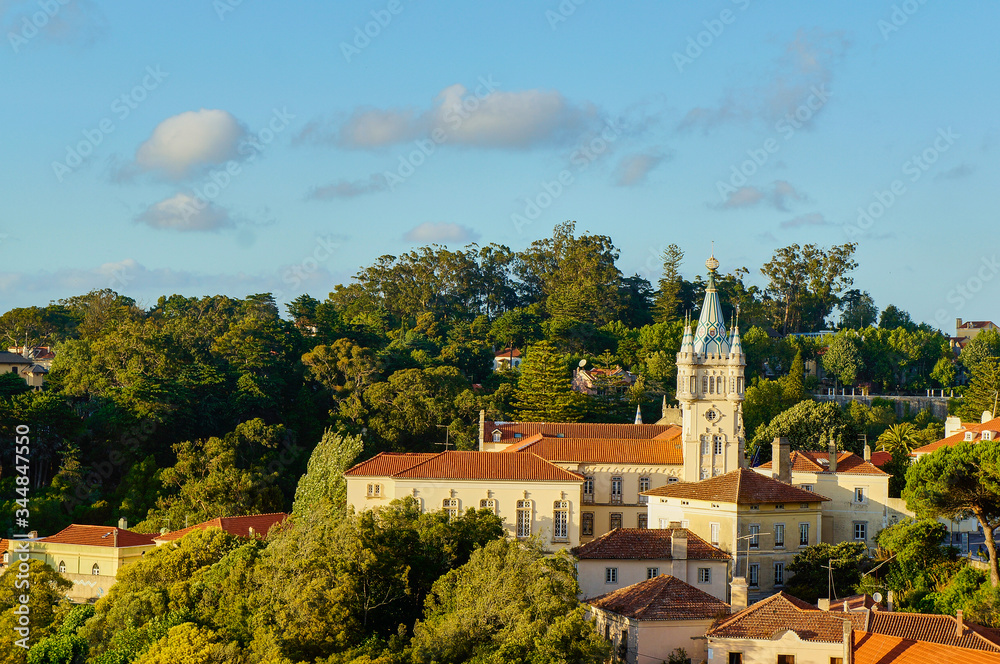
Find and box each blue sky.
[2,1,997,330]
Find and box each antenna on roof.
[435,424,453,450]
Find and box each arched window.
[91,563,100,576]
[58,561,66,573]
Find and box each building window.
[749,524,760,549]
[637,513,648,529]
[799,523,809,546]
[749,504,759,511]
[647,567,659,579]
[777,656,795,664]
[480,498,497,514]
[710,522,720,545]
[92,563,100,576]
[553,501,569,540]
[690,375,697,394]
[854,522,867,541]
[443,498,459,518]
[698,567,711,584]
[58,561,66,573]
[583,476,594,503]
[581,512,594,536]
[366,483,382,497]
[605,567,618,584]
[800,503,810,509]
[775,523,785,547]
[638,476,650,504]
[729,655,743,664]
[748,563,759,587]
[775,504,785,510]
[703,376,708,395]
[854,487,866,503]
[965,431,975,441]
[774,562,785,586]
[610,477,623,504]
[516,500,532,538]
[610,513,622,530]
[730,376,736,393]
[700,468,709,479]
[830,658,843,664]
[714,436,724,455]
[492,430,501,442]
[800,485,813,492]
[668,477,679,484]
[701,435,711,455]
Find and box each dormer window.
[965,431,975,441]
[984,431,995,441]
[556,433,565,438]
[514,433,522,439]
[492,429,502,442]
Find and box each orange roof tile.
[708,592,863,643]
[912,416,1000,455]
[503,436,683,465]
[39,524,155,548]
[867,611,1000,651]
[486,421,681,442]
[645,468,829,504]
[853,631,1000,664]
[573,528,729,561]
[757,451,888,476]
[154,513,288,543]
[494,347,521,358]
[359,451,583,482]
[869,451,892,468]
[344,452,439,477]
[589,574,730,621]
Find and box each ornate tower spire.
[634,404,643,425]
[680,310,694,353]
[692,255,731,356]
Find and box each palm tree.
[876,422,920,455]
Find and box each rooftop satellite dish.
[579,359,587,367]
[873,592,883,603]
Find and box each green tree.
[876,423,921,455]
[652,244,684,324]
[27,604,93,664]
[760,243,858,333]
[0,559,72,663]
[838,289,878,329]
[751,400,861,459]
[960,328,1000,376]
[511,341,581,422]
[822,332,864,386]
[785,541,870,604]
[959,358,1000,422]
[134,623,243,663]
[782,348,805,404]
[742,379,788,452]
[410,538,609,664]
[878,304,914,331]
[904,440,1000,586]
[0,373,30,399]
[931,357,956,388]
[292,428,364,517]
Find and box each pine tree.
[511,341,581,422]
[292,428,364,516]
[782,348,805,405]
[959,358,1000,422]
[652,244,684,324]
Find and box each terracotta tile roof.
[343,452,439,477]
[494,347,521,358]
[486,421,681,442]
[912,416,1000,455]
[573,528,729,561]
[502,436,683,465]
[869,451,892,468]
[708,592,863,643]
[867,611,1000,651]
[832,594,882,611]
[356,451,583,482]
[589,574,730,621]
[644,468,829,504]
[958,320,997,330]
[853,630,1000,664]
[757,451,888,476]
[153,513,288,543]
[38,524,155,548]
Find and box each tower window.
[702,376,708,395]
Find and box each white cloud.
[403,222,480,244]
[130,109,247,180]
[935,163,974,181]
[780,212,836,229]
[134,193,234,232]
[720,186,765,209]
[718,180,807,210]
[308,174,387,199]
[614,150,669,186]
[298,83,598,150]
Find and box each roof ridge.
[389,450,448,477]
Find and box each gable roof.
[853,630,1000,664]
[494,347,521,358]
[757,450,888,476]
[644,468,829,504]
[589,574,730,621]
[485,421,681,443]
[0,352,32,365]
[708,591,863,643]
[866,611,1000,652]
[911,416,1000,456]
[503,435,683,465]
[154,513,288,543]
[38,524,155,548]
[869,450,892,468]
[573,528,729,561]
[347,451,583,482]
[343,452,438,477]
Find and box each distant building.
[571,365,638,396]
[0,348,51,389]
[587,574,730,664]
[911,412,1000,460]
[950,318,998,352]
[152,513,288,545]
[492,347,521,371]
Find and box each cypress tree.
[783,348,806,405]
[511,341,582,422]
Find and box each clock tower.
[676,255,746,482]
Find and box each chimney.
[863,444,871,462]
[118,517,128,530]
[886,590,894,612]
[818,598,831,611]
[248,527,256,537]
[956,610,964,637]
[730,577,748,611]
[956,317,963,331]
[828,441,838,474]
[772,438,791,484]
[478,410,486,451]
[670,528,688,578]
[945,416,962,438]
[843,620,854,664]
[668,520,682,529]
